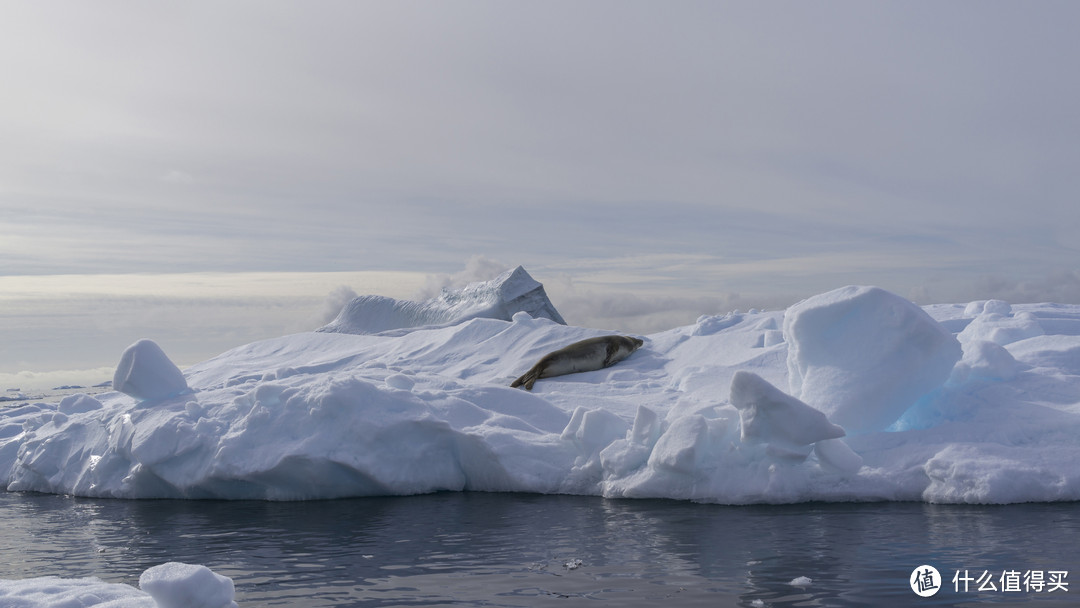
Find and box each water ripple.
[1,493,1079,606]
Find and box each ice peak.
[318,265,565,335]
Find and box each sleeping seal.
[510,335,644,390]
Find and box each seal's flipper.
[511,368,539,390]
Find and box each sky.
[2,1,1079,388]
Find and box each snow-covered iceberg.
[3,284,1080,504]
[316,265,565,334]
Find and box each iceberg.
[316,265,565,334]
[2,283,1080,505]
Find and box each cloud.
[545,281,801,335]
[311,285,359,328]
[986,271,1080,304]
[160,169,196,184]
[414,255,512,300]
[4,3,1078,272]
[402,256,801,334]
[2,1,1079,360]
[910,270,1080,307]
[0,272,428,374]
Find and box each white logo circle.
[910,565,942,597]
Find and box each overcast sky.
[3,2,1080,385]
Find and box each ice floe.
[3,282,1080,505]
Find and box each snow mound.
[3,286,1080,504]
[0,563,235,608]
[317,265,565,334]
[948,340,1021,386]
[113,339,190,402]
[730,370,845,449]
[958,310,1044,347]
[964,299,1012,317]
[784,286,962,434]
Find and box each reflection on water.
[1,491,1079,606]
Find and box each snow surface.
[316,265,565,334]
[3,284,1080,505]
[0,563,236,608]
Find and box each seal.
[510,335,644,390]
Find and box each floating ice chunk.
[730,371,845,449]
[113,339,190,402]
[0,563,236,608]
[784,286,961,433]
[139,562,237,608]
[814,438,863,475]
[0,576,155,607]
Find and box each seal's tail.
[510,370,538,390]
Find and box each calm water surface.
[1,491,1078,607]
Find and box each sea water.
[1,491,1078,607]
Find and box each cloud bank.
[2,3,1077,288]
[2,3,1080,378]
